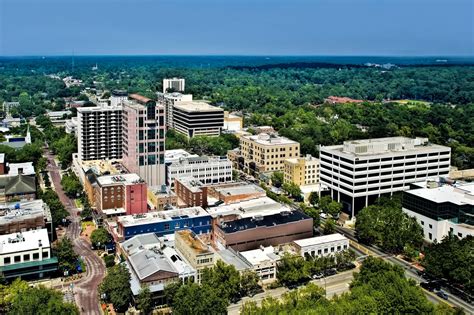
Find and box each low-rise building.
[164,149,198,164]
[207,182,266,205]
[402,180,474,243]
[173,101,224,138]
[112,207,212,241]
[0,200,53,239]
[284,155,319,187]
[214,210,313,252]
[240,246,281,283]
[4,162,35,176]
[0,229,57,280]
[292,233,349,258]
[223,112,243,132]
[147,188,178,211]
[174,178,208,208]
[167,156,232,187]
[46,110,71,124]
[0,175,36,202]
[174,229,215,283]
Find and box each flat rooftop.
[165,149,198,163]
[207,196,290,218]
[96,173,143,186]
[0,200,51,225]
[77,105,122,112]
[405,182,474,206]
[240,246,280,265]
[80,159,123,176]
[118,207,209,227]
[217,249,252,271]
[175,177,205,193]
[176,229,211,254]
[218,210,310,234]
[174,101,223,113]
[0,229,50,255]
[5,162,35,176]
[242,133,298,146]
[293,233,349,248]
[214,183,265,197]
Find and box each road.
[45,149,106,315]
[228,269,355,315]
[333,224,474,313]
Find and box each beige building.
[223,111,243,132]
[284,155,320,186]
[239,133,300,175]
[174,229,215,283]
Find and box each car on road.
[338,262,356,271]
[323,268,337,277]
[312,272,324,279]
[436,290,449,300]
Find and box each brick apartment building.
[174,177,208,208]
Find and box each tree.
[322,217,336,235]
[282,182,302,200]
[308,192,319,206]
[270,171,284,188]
[61,172,83,198]
[90,228,111,248]
[40,189,69,226]
[80,198,93,220]
[277,253,309,286]
[164,281,182,306]
[54,237,78,274]
[103,254,116,268]
[171,282,228,315]
[240,270,261,297]
[299,203,321,228]
[201,260,241,301]
[37,157,48,172]
[99,264,132,312]
[136,287,153,315]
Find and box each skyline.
[1,0,473,57]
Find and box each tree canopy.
[99,264,133,312]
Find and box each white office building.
[292,233,349,258]
[402,181,474,243]
[319,137,451,217]
[167,156,232,187]
[173,101,224,138]
[77,105,123,161]
[163,78,185,93]
[156,92,193,128]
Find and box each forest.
[1,57,473,168]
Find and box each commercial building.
[284,155,320,187]
[3,162,35,176]
[112,207,212,241]
[164,149,198,164]
[110,90,128,107]
[0,200,53,239]
[162,78,185,93]
[292,233,349,258]
[319,137,451,217]
[0,175,36,202]
[0,229,57,280]
[175,229,215,283]
[240,246,281,283]
[214,210,313,252]
[156,92,193,128]
[223,111,243,132]
[402,180,474,243]
[207,182,266,205]
[167,156,232,187]
[77,105,123,161]
[173,101,224,138]
[239,133,300,175]
[147,188,178,211]
[174,178,208,208]
[122,94,166,187]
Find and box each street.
[45,149,106,315]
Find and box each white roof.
[96,173,143,186]
[165,149,199,163]
[406,183,474,206]
[240,246,280,265]
[47,110,71,117]
[242,133,298,146]
[293,233,349,248]
[206,196,290,218]
[174,101,223,112]
[118,207,209,227]
[102,208,127,216]
[0,229,50,255]
[6,162,35,176]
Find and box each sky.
[0,0,473,56]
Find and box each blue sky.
[0,0,472,56]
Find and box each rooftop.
[217,249,252,271]
[169,155,229,166]
[285,155,319,165]
[0,174,36,196]
[293,233,349,248]
[207,196,290,218]
[111,90,128,96]
[46,110,71,118]
[118,207,209,227]
[240,246,280,265]
[79,159,123,176]
[0,229,50,255]
[176,229,211,255]
[77,105,122,113]
[5,162,35,176]
[96,173,143,186]
[174,101,223,113]
[164,149,199,164]
[406,182,474,206]
[242,133,298,146]
[218,210,310,234]
[213,183,265,197]
[175,177,205,193]
[0,200,51,225]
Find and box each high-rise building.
[173,101,224,138]
[284,155,320,187]
[319,137,451,217]
[239,133,300,175]
[77,105,123,161]
[110,90,128,107]
[122,94,166,187]
[156,92,193,128]
[163,78,185,93]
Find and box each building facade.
[239,246,280,284]
[292,233,349,258]
[319,137,451,217]
[167,156,232,187]
[174,178,208,208]
[77,105,123,161]
[402,181,474,243]
[122,94,166,187]
[0,200,53,239]
[156,92,193,129]
[239,133,300,175]
[163,78,185,93]
[173,101,224,138]
[284,155,320,187]
[110,90,128,107]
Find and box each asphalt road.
[45,149,106,315]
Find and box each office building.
[0,229,57,280]
[402,180,474,243]
[173,101,224,138]
[122,94,166,187]
[77,105,123,161]
[239,133,300,175]
[214,210,313,251]
[112,207,212,241]
[162,78,185,93]
[284,155,320,187]
[167,156,232,187]
[0,200,53,239]
[174,178,208,208]
[174,229,214,283]
[156,92,193,128]
[292,234,349,258]
[110,90,128,107]
[319,137,451,217]
[240,246,280,283]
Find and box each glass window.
[148,155,156,165]
[147,142,156,152]
[23,254,30,261]
[147,129,156,139]
[4,257,11,264]
[14,255,21,263]
[43,251,49,258]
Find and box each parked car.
[324,268,337,277]
[312,272,324,279]
[436,290,449,300]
